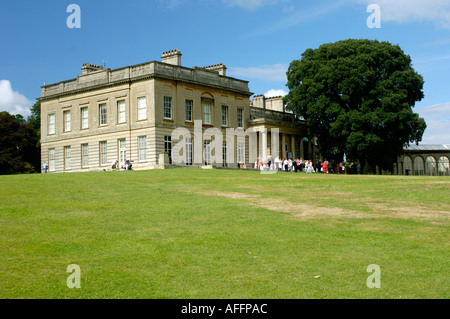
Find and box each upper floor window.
[203,102,211,124]
[164,96,172,119]
[137,97,147,121]
[63,110,71,132]
[117,100,126,123]
[48,113,55,135]
[221,105,228,127]
[185,100,193,122]
[237,108,244,128]
[81,107,89,129]
[99,103,107,126]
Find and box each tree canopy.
[0,108,40,175]
[284,39,426,172]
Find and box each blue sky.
[1,0,449,143]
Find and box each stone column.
[261,128,268,162]
[291,135,296,159]
[281,133,286,159]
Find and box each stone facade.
[40,50,254,172]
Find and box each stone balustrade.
[40,61,250,99]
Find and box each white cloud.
[416,103,450,144]
[223,0,288,10]
[228,64,287,81]
[264,89,288,98]
[359,0,450,29]
[0,80,32,117]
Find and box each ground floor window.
[164,136,172,164]
[185,137,193,166]
[204,140,211,165]
[138,136,147,162]
[82,144,89,168]
[222,141,228,167]
[119,139,126,165]
[49,148,55,171]
[100,141,107,166]
[238,142,245,164]
[64,146,71,170]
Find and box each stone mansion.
[39,50,313,173]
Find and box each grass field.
[0,169,448,299]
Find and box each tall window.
[185,137,193,165]
[238,142,245,164]
[204,140,211,165]
[138,136,147,161]
[99,103,107,126]
[48,113,55,135]
[63,110,71,132]
[164,96,172,119]
[221,105,228,126]
[164,136,172,164]
[118,100,126,123]
[137,97,147,121]
[237,109,243,128]
[119,139,126,165]
[81,107,89,129]
[48,148,55,171]
[222,141,228,167]
[64,146,71,170]
[203,102,211,124]
[100,141,107,166]
[185,100,193,122]
[82,144,89,168]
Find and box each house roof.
[404,144,450,152]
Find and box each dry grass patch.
[193,188,450,223]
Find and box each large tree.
[284,39,426,173]
[0,111,40,174]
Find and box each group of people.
[254,156,332,173]
[111,160,133,171]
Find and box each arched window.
[404,156,412,175]
[438,156,450,176]
[414,157,424,176]
[425,156,437,176]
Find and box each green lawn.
[0,169,448,298]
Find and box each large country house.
[39,50,313,173]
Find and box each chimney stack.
[203,63,227,76]
[161,49,182,66]
[81,63,104,74]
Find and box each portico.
[248,96,317,163]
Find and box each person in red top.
[321,161,328,174]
